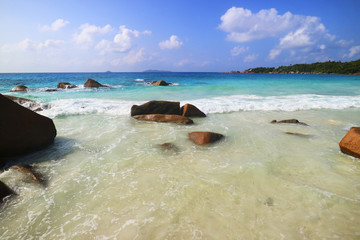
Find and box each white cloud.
[175,59,190,66]
[111,48,152,66]
[1,38,65,52]
[345,45,360,58]
[159,35,183,50]
[244,54,258,63]
[40,19,69,31]
[96,25,151,54]
[230,46,249,56]
[319,44,326,50]
[73,23,113,47]
[219,7,298,42]
[268,48,282,60]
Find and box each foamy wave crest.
[41,94,360,118]
[184,94,360,113]
[42,98,141,118]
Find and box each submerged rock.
[45,89,57,92]
[181,103,206,117]
[84,78,106,88]
[0,181,15,204]
[160,143,180,152]
[57,82,77,89]
[10,85,28,92]
[151,80,171,86]
[284,132,312,138]
[271,119,308,126]
[131,100,180,116]
[339,127,360,159]
[9,165,46,186]
[133,114,193,124]
[0,94,57,162]
[189,132,224,145]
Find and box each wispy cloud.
[40,19,69,32]
[230,46,249,56]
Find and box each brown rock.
[181,104,206,117]
[339,127,360,159]
[151,80,170,86]
[57,82,77,89]
[131,100,180,116]
[0,94,57,162]
[84,78,106,88]
[9,165,46,186]
[189,132,224,145]
[133,114,193,124]
[10,85,28,92]
[271,119,308,126]
[0,181,15,204]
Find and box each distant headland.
[143,69,172,73]
[229,59,360,75]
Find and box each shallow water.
[1,109,360,239]
[1,73,360,239]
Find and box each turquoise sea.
[1,72,360,239]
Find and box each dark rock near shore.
[0,181,15,204]
[9,165,46,186]
[57,82,77,89]
[3,95,47,112]
[131,100,181,116]
[189,132,224,145]
[151,80,171,86]
[84,78,106,88]
[339,127,360,159]
[0,94,57,162]
[10,85,28,92]
[133,114,193,124]
[181,104,206,117]
[271,119,308,126]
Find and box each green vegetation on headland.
[230,59,360,75]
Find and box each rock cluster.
[10,85,28,92]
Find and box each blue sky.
[0,0,359,72]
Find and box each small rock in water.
[57,82,77,89]
[10,85,28,92]
[151,80,170,86]
[84,78,106,88]
[264,197,274,206]
[339,127,360,159]
[0,181,15,204]
[189,132,224,145]
[271,119,308,126]
[160,143,179,152]
[284,132,312,138]
[181,103,206,117]
[9,165,46,186]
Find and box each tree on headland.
[237,59,360,74]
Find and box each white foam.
[135,79,144,82]
[40,94,360,118]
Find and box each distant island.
[230,59,360,75]
[143,69,172,73]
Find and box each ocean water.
[0,72,360,239]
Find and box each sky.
[0,0,359,72]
